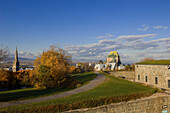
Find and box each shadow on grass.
[0,88,71,102]
[0,72,97,102]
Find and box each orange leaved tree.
[33,45,72,88]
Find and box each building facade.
[135,64,170,89]
[94,63,116,71]
[94,51,124,71]
[12,48,20,72]
[107,51,121,64]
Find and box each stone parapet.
[108,71,135,81]
[64,93,170,113]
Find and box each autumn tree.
[99,60,103,64]
[0,45,9,62]
[124,65,131,71]
[17,70,32,87]
[33,45,72,88]
[69,65,76,73]
[0,70,16,89]
[124,64,135,71]
[141,57,155,62]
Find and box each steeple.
[13,47,20,72]
[15,47,18,62]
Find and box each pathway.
[0,71,105,108]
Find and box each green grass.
[136,59,170,65]
[0,71,156,112]
[0,72,97,102]
[71,72,97,85]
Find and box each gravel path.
[0,72,105,108]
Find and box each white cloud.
[90,33,114,39]
[19,51,24,54]
[137,26,149,31]
[137,25,168,31]
[80,49,86,53]
[153,26,168,29]
[137,24,150,31]
[10,51,38,59]
[117,34,157,41]
[66,33,170,63]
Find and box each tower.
[13,47,20,72]
[107,51,121,64]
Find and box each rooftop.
[107,51,119,58]
[136,60,170,65]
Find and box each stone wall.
[64,93,170,113]
[135,64,170,89]
[108,71,135,81]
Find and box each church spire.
[13,47,20,72]
[15,47,18,62]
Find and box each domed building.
[107,51,121,64]
[94,51,124,71]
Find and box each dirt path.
[0,72,105,108]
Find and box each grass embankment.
[136,59,170,65]
[0,72,97,102]
[0,71,156,113]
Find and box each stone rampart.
[108,71,135,81]
[135,64,170,89]
[64,93,170,113]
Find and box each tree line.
[0,45,94,90]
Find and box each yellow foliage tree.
[0,70,16,89]
[33,45,72,88]
[69,65,76,73]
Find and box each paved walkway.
[0,72,105,108]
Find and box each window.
[145,76,147,82]
[155,77,158,84]
[138,75,140,80]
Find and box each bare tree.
[99,60,103,64]
[141,57,155,62]
[0,45,9,62]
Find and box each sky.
[0,0,170,63]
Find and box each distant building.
[2,67,12,71]
[94,51,124,71]
[107,51,121,64]
[25,67,34,70]
[12,47,20,72]
[94,63,116,71]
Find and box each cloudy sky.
[0,0,170,63]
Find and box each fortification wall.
[64,93,170,113]
[108,71,135,81]
[135,64,170,89]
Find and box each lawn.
[136,59,170,65]
[71,72,97,85]
[0,72,97,102]
[0,71,156,112]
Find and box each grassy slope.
[0,72,97,102]
[72,72,97,85]
[0,72,156,112]
[136,59,170,65]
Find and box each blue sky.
[0,0,170,63]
